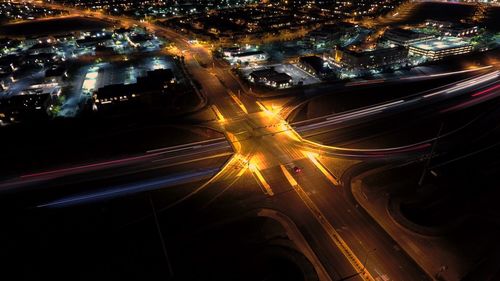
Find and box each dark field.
[0,16,114,36]
[381,2,500,31]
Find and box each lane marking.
[256,100,268,113]
[202,166,248,209]
[228,91,248,114]
[249,163,274,196]
[212,105,225,122]
[279,164,376,281]
[305,153,339,186]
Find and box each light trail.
[471,83,500,97]
[37,168,220,208]
[146,138,226,153]
[297,71,500,134]
[11,3,499,281]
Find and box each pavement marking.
[211,105,225,122]
[279,164,376,281]
[236,168,246,177]
[256,100,268,113]
[202,166,248,209]
[249,163,274,196]
[228,90,248,114]
[164,153,240,209]
[305,152,339,186]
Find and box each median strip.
[228,91,248,114]
[306,153,339,186]
[249,163,274,196]
[211,105,225,122]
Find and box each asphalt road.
[5,3,500,281]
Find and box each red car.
[293,166,302,174]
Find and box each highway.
[5,3,500,281]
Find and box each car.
[292,166,302,174]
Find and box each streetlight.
[419,123,444,186]
[361,248,377,274]
[341,247,376,281]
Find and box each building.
[249,68,277,84]
[229,50,268,64]
[45,66,67,83]
[94,69,176,107]
[19,83,61,97]
[425,20,479,37]
[409,37,473,61]
[24,53,59,66]
[248,68,292,89]
[0,83,60,123]
[0,93,50,123]
[95,45,115,56]
[76,34,112,48]
[424,20,454,29]
[298,56,328,77]
[383,28,435,47]
[334,46,408,69]
[266,73,293,88]
[28,43,56,55]
[222,46,242,57]
[305,24,343,48]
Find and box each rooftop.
[299,55,327,73]
[384,28,432,40]
[411,37,471,51]
[232,50,266,57]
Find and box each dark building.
[383,28,434,47]
[0,55,21,76]
[334,46,408,69]
[298,56,327,77]
[424,20,479,37]
[76,34,112,47]
[24,53,59,66]
[45,66,67,83]
[249,68,278,83]
[28,42,55,55]
[95,45,115,56]
[266,72,293,88]
[248,68,292,88]
[0,93,51,124]
[94,68,176,108]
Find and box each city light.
[1,1,499,280]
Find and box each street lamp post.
[419,122,444,186]
[362,248,377,274]
[149,195,173,279]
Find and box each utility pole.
[419,123,444,187]
[343,248,377,280]
[362,248,377,274]
[149,195,174,279]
